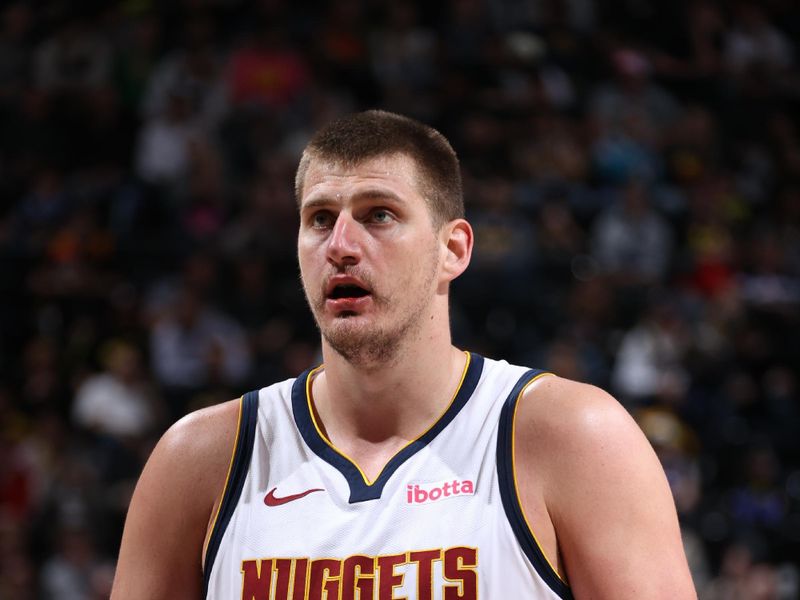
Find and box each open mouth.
[328,284,370,300]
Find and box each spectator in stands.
[40,526,113,600]
[71,340,159,439]
[591,179,674,283]
[149,282,252,416]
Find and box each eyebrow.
[301,188,405,211]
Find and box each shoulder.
[159,398,242,461]
[513,376,697,598]
[131,397,243,528]
[514,374,661,508]
[515,375,643,461]
[157,398,247,519]
[111,398,243,599]
[153,399,242,486]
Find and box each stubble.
[304,247,440,369]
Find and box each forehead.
[299,154,423,205]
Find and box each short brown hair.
[295,110,463,226]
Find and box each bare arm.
[515,377,697,599]
[111,399,240,600]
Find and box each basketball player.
[111,111,696,599]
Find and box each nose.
[326,212,362,267]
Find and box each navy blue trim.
[292,352,485,503]
[202,391,259,598]
[497,370,573,599]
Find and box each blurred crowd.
[0,0,799,598]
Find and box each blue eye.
[312,212,333,228]
[371,209,393,223]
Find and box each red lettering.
[442,482,452,496]
[292,559,309,600]
[409,549,442,600]
[413,485,428,503]
[309,559,341,600]
[272,558,293,599]
[342,555,375,600]
[377,553,407,600]
[243,547,479,600]
[443,547,478,600]
[452,480,461,494]
[241,559,273,600]
[460,480,474,494]
[407,485,413,503]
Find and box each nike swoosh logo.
[264,487,324,507]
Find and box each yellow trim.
[203,395,244,569]
[306,351,473,486]
[510,373,568,585]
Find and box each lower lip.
[325,295,372,313]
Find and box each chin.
[322,321,402,367]
[322,317,372,346]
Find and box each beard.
[322,308,419,367]
[303,251,439,368]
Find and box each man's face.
[297,154,443,366]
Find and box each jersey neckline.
[291,351,485,503]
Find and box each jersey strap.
[202,390,259,598]
[497,370,573,600]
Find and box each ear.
[439,219,473,283]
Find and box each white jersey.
[204,352,572,600]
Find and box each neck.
[312,315,465,446]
